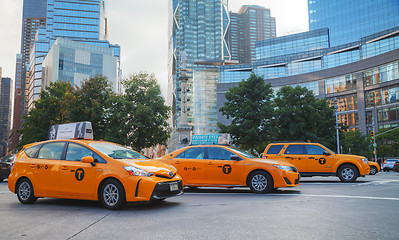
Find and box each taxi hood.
[119,159,177,178]
[335,153,365,160]
[251,158,294,166]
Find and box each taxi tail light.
[262,156,267,159]
[10,156,17,170]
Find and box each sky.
[0,0,309,97]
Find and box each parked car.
[392,160,399,173]
[368,161,380,175]
[382,159,398,172]
[0,155,14,182]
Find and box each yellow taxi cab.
[263,142,370,182]
[158,145,300,193]
[368,161,380,175]
[8,122,183,209]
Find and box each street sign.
[191,134,231,145]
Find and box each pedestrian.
[377,157,382,168]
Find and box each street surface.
[1,172,398,240]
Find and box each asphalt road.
[1,172,398,240]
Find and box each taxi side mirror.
[323,151,331,156]
[230,155,242,161]
[81,156,95,166]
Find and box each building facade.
[168,0,231,150]
[229,5,276,64]
[0,76,12,157]
[217,26,399,135]
[27,0,121,110]
[308,0,399,47]
[42,38,118,90]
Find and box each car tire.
[369,166,378,175]
[100,179,126,210]
[16,178,38,204]
[338,164,359,182]
[248,170,273,194]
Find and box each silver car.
[382,159,398,171]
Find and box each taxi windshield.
[87,142,147,159]
[320,144,336,154]
[228,147,257,158]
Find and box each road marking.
[185,192,399,201]
[358,180,399,186]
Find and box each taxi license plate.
[169,182,179,191]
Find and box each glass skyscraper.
[308,0,399,46]
[27,0,121,110]
[168,0,230,149]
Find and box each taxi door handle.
[285,157,292,159]
[208,162,215,165]
[30,164,36,169]
[61,166,68,170]
[309,157,315,159]
[175,161,181,164]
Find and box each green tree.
[274,86,336,148]
[218,73,274,154]
[18,81,75,148]
[70,75,114,140]
[376,128,399,159]
[105,72,171,150]
[340,130,372,157]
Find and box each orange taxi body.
[263,142,370,182]
[158,145,300,193]
[8,139,183,209]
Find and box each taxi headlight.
[273,165,294,172]
[124,166,154,177]
[360,158,368,164]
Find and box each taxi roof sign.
[191,134,231,146]
[48,122,94,140]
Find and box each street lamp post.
[372,92,378,161]
[334,98,340,154]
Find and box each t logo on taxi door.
[75,168,85,181]
[222,165,232,174]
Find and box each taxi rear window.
[24,145,42,158]
[267,145,284,154]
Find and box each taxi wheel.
[16,178,38,204]
[369,166,378,175]
[337,164,358,183]
[248,171,273,194]
[100,179,126,210]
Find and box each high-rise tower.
[168,0,230,149]
[308,0,399,47]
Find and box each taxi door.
[206,147,245,185]
[305,145,334,173]
[171,147,207,185]
[59,143,97,198]
[282,145,307,172]
[30,142,65,196]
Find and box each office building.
[9,55,23,152]
[229,5,276,63]
[42,38,119,90]
[308,0,399,47]
[168,0,231,149]
[0,76,12,157]
[27,0,121,110]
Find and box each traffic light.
[371,131,374,139]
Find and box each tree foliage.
[219,77,337,152]
[376,128,399,159]
[340,130,371,157]
[18,81,75,148]
[274,86,336,149]
[218,73,274,153]
[18,74,170,151]
[105,72,171,150]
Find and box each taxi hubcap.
[19,182,31,200]
[342,168,354,180]
[370,168,376,174]
[251,174,267,191]
[103,184,119,206]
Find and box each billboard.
[191,134,231,145]
[48,122,94,140]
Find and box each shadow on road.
[183,187,301,195]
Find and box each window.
[267,145,284,154]
[66,143,95,161]
[305,145,326,155]
[25,145,42,158]
[284,145,305,155]
[207,147,234,160]
[175,148,205,159]
[37,142,66,160]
